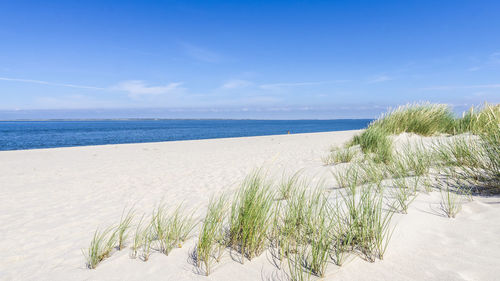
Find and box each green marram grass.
[338,185,394,262]
[390,177,418,214]
[368,102,456,136]
[117,207,135,251]
[322,146,359,165]
[141,224,154,261]
[229,170,274,263]
[456,103,500,135]
[130,214,145,259]
[83,226,117,269]
[278,170,302,200]
[440,186,462,218]
[349,127,392,163]
[196,195,228,276]
[151,203,197,256]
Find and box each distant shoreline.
[0,119,371,151]
[0,118,373,122]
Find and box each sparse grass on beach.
[440,186,462,218]
[130,214,145,259]
[141,224,154,261]
[278,170,302,200]
[229,171,274,263]
[331,201,353,266]
[349,127,392,164]
[306,201,332,277]
[276,183,332,279]
[83,226,117,269]
[151,203,197,256]
[455,103,500,135]
[322,146,359,165]
[339,185,394,262]
[390,177,418,214]
[196,195,228,276]
[117,207,134,251]
[368,102,456,136]
[81,101,499,277]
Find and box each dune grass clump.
[435,129,500,194]
[83,226,117,269]
[349,127,392,163]
[305,201,332,277]
[331,202,353,266]
[286,243,311,281]
[440,186,462,218]
[370,102,456,136]
[338,183,394,262]
[196,196,228,276]
[390,177,418,214]
[479,130,500,190]
[322,146,359,165]
[332,163,374,192]
[141,225,154,261]
[278,171,302,200]
[360,160,388,190]
[117,208,135,251]
[333,161,388,192]
[275,183,332,279]
[434,136,481,168]
[456,103,500,135]
[347,103,457,164]
[151,203,197,256]
[130,215,145,259]
[229,171,274,263]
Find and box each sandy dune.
[0,130,499,280]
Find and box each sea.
[0,119,371,151]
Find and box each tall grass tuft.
[434,136,481,168]
[196,195,228,276]
[456,103,500,135]
[305,199,331,277]
[331,201,353,266]
[369,102,456,136]
[349,127,392,163]
[278,170,302,200]
[130,214,145,259]
[83,226,117,269]
[151,203,197,256]
[435,129,500,194]
[117,207,134,251]
[229,171,274,263]
[141,224,154,261]
[390,177,418,214]
[322,146,358,165]
[338,185,394,262]
[440,186,462,218]
[347,103,457,163]
[277,183,331,279]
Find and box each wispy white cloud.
[111,80,183,97]
[0,77,105,90]
[0,76,185,99]
[421,84,500,90]
[367,75,393,83]
[221,79,253,89]
[181,43,221,63]
[259,80,348,90]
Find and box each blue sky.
[0,0,499,119]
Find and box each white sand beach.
[1,130,499,281]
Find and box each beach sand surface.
[0,130,499,280]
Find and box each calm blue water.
[0,119,371,151]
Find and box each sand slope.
[0,130,499,280]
